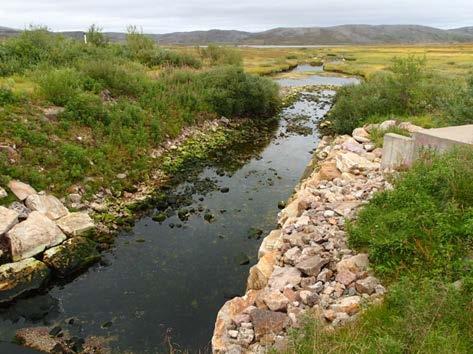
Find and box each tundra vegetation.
[0,26,280,199]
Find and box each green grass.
[286,277,473,354]
[284,148,473,353]
[0,28,280,199]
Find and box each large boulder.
[0,206,19,235]
[0,258,50,303]
[43,237,100,276]
[6,211,67,261]
[7,180,37,201]
[56,212,95,236]
[335,152,379,173]
[25,194,68,220]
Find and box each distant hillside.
[1,24,473,44]
[241,25,473,45]
[448,26,473,36]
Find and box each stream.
[0,66,357,353]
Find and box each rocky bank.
[0,181,97,303]
[211,121,414,353]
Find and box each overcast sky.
[1,0,472,33]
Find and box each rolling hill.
[1,24,473,45]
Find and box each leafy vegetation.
[325,56,472,134]
[0,27,280,198]
[285,148,473,354]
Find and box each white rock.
[352,128,371,143]
[56,212,95,237]
[398,122,424,133]
[6,211,67,261]
[228,330,238,339]
[0,187,7,199]
[335,152,379,174]
[379,120,397,131]
[25,194,69,220]
[0,206,19,235]
[8,180,37,201]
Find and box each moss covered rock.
[0,258,50,303]
[43,237,100,277]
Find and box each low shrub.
[327,57,458,134]
[61,92,110,126]
[37,68,84,105]
[78,60,149,97]
[200,66,280,117]
[0,85,18,105]
[199,44,243,66]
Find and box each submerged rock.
[6,211,67,261]
[43,237,100,276]
[0,258,50,303]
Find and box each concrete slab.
[414,124,473,152]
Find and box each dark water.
[0,67,348,353]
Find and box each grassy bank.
[0,28,280,200]
[284,148,473,353]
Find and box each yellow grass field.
[238,44,473,78]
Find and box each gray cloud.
[1,0,472,33]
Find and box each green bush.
[86,24,108,47]
[200,66,280,117]
[125,27,201,69]
[446,74,473,125]
[0,86,17,105]
[78,60,149,97]
[37,68,84,105]
[199,44,243,66]
[348,147,473,280]
[326,57,456,134]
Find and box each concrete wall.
[382,125,473,169]
[381,133,414,169]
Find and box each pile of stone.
[0,181,98,303]
[211,123,402,354]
